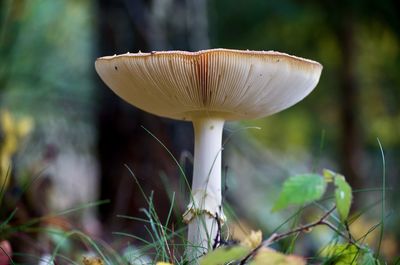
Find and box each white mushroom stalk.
[183,117,225,253]
[94,48,323,256]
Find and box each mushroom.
[95,48,322,255]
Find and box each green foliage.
[323,169,353,222]
[199,246,249,265]
[334,174,353,222]
[274,170,353,222]
[272,174,327,211]
[320,244,380,265]
[321,244,360,265]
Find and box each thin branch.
[240,206,361,264]
[270,206,336,243]
[320,220,359,246]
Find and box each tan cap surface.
[95,48,322,121]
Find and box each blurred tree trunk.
[95,0,209,236]
[336,17,363,190]
[96,0,174,235]
[316,0,364,190]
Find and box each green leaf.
[272,174,327,211]
[320,244,360,265]
[334,174,352,222]
[199,246,249,265]
[321,244,378,265]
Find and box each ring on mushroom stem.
[182,208,226,224]
[95,48,322,258]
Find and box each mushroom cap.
[95,48,322,121]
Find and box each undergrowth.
[0,123,394,265]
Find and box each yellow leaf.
[0,154,11,189]
[228,220,254,242]
[2,134,18,156]
[251,247,306,265]
[156,262,173,265]
[0,110,14,134]
[0,110,33,191]
[240,230,262,249]
[82,256,104,265]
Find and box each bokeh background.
[1,0,399,262]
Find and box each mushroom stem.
[184,117,225,255]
